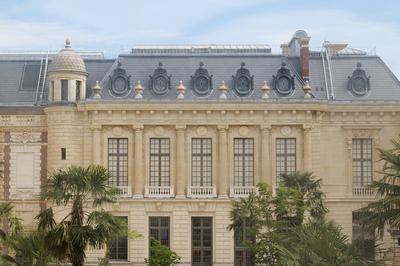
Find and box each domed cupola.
[48,39,88,103]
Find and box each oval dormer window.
[191,62,213,96]
[273,62,295,96]
[149,62,171,95]
[109,61,131,97]
[232,62,254,96]
[348,63,370,97]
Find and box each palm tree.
[359,136,400,237]
[277,221,370,266]
[36,165,123,266]
[0,202,22,264]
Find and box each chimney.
[288,30,310,81]
[299,36,310,81]
[280,43,289,57]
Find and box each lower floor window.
[192,217,213,266]
[352,212,375,260]
[234,220,255,266]
[149,216,170,247]
[110,216,128,261]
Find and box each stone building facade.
[1,30,400,265]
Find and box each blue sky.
[1,0,400,76]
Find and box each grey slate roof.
[1,50,400,106]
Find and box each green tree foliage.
[35,165,127,266]
[145,239,181,266]
[359,136,400,237]
[230,172,370,266]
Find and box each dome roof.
[48,39,87,74]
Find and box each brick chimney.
[288,30,311,81]
[299,37,310,80]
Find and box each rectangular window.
[192,217,213,266]
[352,139,373,187]
[150,138,170,186]
[276,138,296,182]
[61,79,68,101]
[234,220,255,266]
[108,138,128,187]
[61,148,66,160]
[149,216,170,247]
[352,212,375,260]
[192,138,212,186]
[76,80,81,100]
[110,216,128,261]
[234,138,254,186]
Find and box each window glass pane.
[150,138,170,186]
[352,139,373,186]
[192,138,212,186]
[110,217,128,261]
[276,138,296,183]
[76,80,81,100]
[108,138,128,187]
[61,80,68,101]
[234,138,254,186]
[192,217,213,266]
[234,219,255,266]
[352,212,375,260]
[149,217,170,247]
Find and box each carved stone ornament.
[149,62,171,95]
[273,62,295,96]
[196,126,208,136]
[109,61,131,96]
[232,62,254,96]
[348,62,370,96]
[191,62,213,96]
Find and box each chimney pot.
[280,43,289,57]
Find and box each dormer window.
[61,79,68,101]
[348,63,370,97]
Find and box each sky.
[1,0,400,77]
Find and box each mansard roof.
[0,45,399,106]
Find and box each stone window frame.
[107,138,129,187]
[271,125,303,186]
[343,126,381,194]
[101,126,133,190]
[149,138,170,187]
[144,126,176,189]
[191,216,213,266]
[149,216,171,247]
[228,126,260,188]
[233,138,255,187]
[352,138,373,187]
[186,126,218,190]
[191,138,213,187]
[110,216,129,261]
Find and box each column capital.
[133,124,144,131]
[303,124,313,131]
[260,124,272,132]
[217,125,229,132]
[175,124,187,131]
